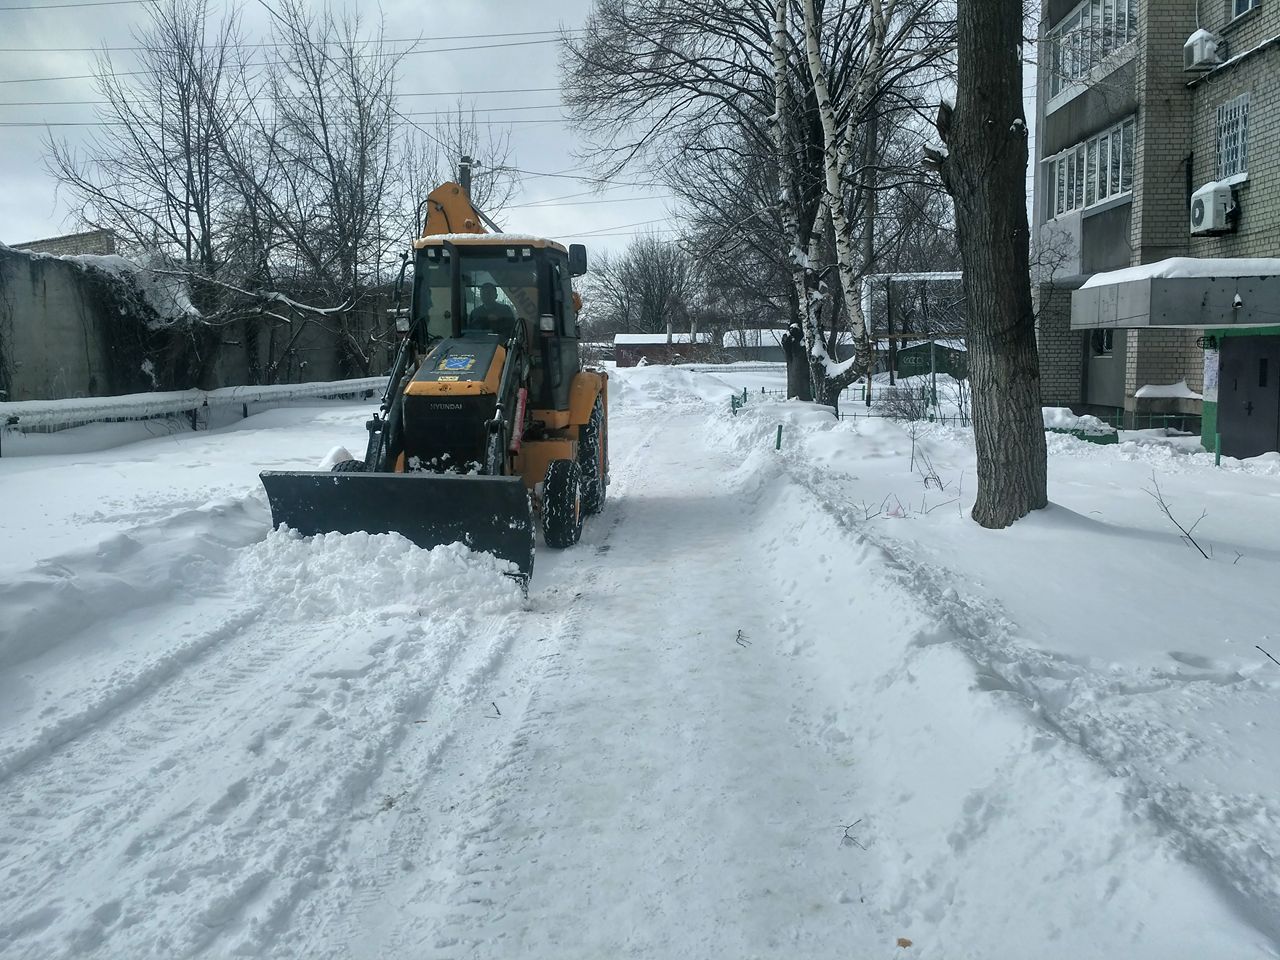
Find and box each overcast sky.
[0,0,678,253]
[0,0,1037,253]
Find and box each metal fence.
[0,376,382,456]
[728,383,972,427]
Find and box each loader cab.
[409,237,586,412]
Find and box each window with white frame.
[1217,94,1249,179]
[1233,0,1259,18]
[1046,0,1138,98]
[1046,117,1136,220]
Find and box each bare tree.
[564,0,952,413]
[582,233,696,338]
[399,106,518,240]
[45,0,243,387]
[924,0,1048,527]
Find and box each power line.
[0,0,154,10]
[0,87,561,106]
[505,188,627,207]
[0,37,565,84]
[566,217,669,238]
[0,111,570,127]
[508,195,668,209]
[0,29,579,52]
[497,165,664,189]
[565,228,678,239]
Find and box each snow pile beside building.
[1135,379,1204,400]
[1042,405,1117,435]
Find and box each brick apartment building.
[1033,0,1280,456]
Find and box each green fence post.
[775,424,783,450]
[1215,432,1222,467]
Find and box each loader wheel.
[542,458,584,548]
[331,458,366,473]
[578,396,606,514]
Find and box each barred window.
[1216,94,1249,179]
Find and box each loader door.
[529,252,579,412]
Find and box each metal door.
[1218,336,1280,458]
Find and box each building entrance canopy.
[1071,257,1280,330]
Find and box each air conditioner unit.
[1190,182,1233,234]
[1184,29,1224,71]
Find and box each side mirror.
[568,243,588,277]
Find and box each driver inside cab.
[469,282,515,337]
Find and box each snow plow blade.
[259,471,535,582]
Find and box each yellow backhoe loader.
[259,177,609,583]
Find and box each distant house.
[11,228,118,257]
[722,327,788,362]
[613,332,714,367]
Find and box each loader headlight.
[539,314,556,333]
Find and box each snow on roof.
[1081,257,1280,289]
[613,332,712,346]
[722,328,787,348]
[1135,380,1204,401]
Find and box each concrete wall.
[0,244,395,401]
[0,249,121,401]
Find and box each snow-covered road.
[2,367,1278,958]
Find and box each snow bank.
[1042,406,1117,435]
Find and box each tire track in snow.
[0,531,526,959]
[299,420,661,959]
[402,414,895,958]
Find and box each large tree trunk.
[930,0,1047,528]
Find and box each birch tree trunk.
[927,0,1048,528]
[773,0,835,410]
[801,0,874,381]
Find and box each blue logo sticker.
[441,355,476,371]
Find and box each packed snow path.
[2,369,1277,959]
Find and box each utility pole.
[458,155,472,197]
[887,279,896,387]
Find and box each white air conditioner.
[1191,182,1233,234]
[1184,29,1223,71]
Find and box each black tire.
[578,396,607,514]
[542,458,584,548]
[331,458,366,473]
